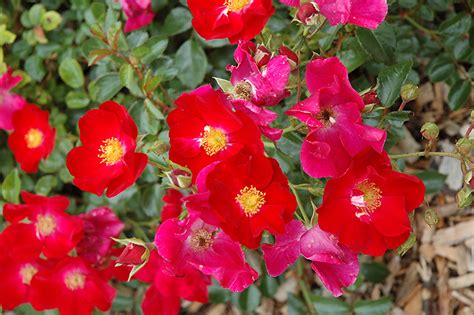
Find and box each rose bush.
[0,0,472,314]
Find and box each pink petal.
[280,0,300,6]
[305,57,364,110]
[0,93,26,131]
[300,225,359,296]
[262,220,307,277]
[300,129,351,178]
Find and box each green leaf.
[161,7,192,36]
[89,72,123,102]
[288,293,307,315]
[25,55,46,82]
[0,25,16,45]
[260,271,278,297]
[34,175,58,196]
[209,281,231,304]
[65,91,90,109]
[439,13,471,37]
[144,99,164,120]
[133,36,168,64]
[377,61,412,107]
[175,40,208,89]
[29,4,46,26]
[119,64,142,97]
[312,296,350,315]
[356,23,396,64]
[415,170,446,194]
[59,58,85,88]
[385,111,411,128]
[41,11,62,31]
[448,79,471,110]
[354,298,393,315]
[141,184,164,217]
[232,285,262,313]
[360,262,390,283]
[2,169,21,203]
[427,55,455,82]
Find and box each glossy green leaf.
[377,61,412,107]
[88,72,123,102]
[312,296,350,315]
[448,79,471,110]
[65,91,90,109]
[161,7,192,36]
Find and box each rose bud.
[165,168,192,189]
[362,91,381,105]
[117,243,147,266]
[254,44,271,68]
[279,46,299,70]
[296,2,319,25]
[421,122,439,141]
[456,138,473,155]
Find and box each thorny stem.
[297,259,317,315]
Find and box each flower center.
[235,185,266,217]
[98,137,124,165]
[35,214,56,236]
[351,180,382,218]
[199,126,227,156]
[315,108,336,127]
[225,0,251,11]
[25,128,44,149]
[64,271,86,290]
[233,81,252,101]
[190,229,214,251]
[20,264,38,285]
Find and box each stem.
[398,101,407,111]
[464,124,473,138]
[297,259,317,315]
[290,183,311,225]
[390,151,462,160]
[283,122,306,135]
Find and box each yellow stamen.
[233,81,252,101]
[20,264,38,285]
[25,128,44,149]
[352,180,382,218]
[190,229,214,251]
[64,271,86,290]
[98,137,124,165]
[36,214,56,236]
[199,126,227,156]
[235,185,266,217]
[225,0,251,12]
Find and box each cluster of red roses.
[120,0,388,42]
[0,192,127,314]
[147,40,427,314]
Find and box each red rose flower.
[0,224,45,310]
[317,149,425,256]
[167,85,263,180]
[3,192,84,258]
[66,101,148,198]
[30,256,115,315]
[7,104,55,173]
[77,207,125,266]
[161,189,184,221]
[186,152,297,249]
[188,0,275,43]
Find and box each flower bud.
[165,168,192,189]
[401,84,419,103]
[362,91,381,105]
[254,45,271,69]
[296,2,319,25]
[278,46,299,70]
[455,137,473,155]
[117,243,147,266]
[114,238,153,280]
[421,122,439,141]
[456,186,473,209]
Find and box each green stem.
[297,259,317,315]
[390,151,461,160]
[283,122,306,135]
[290,183,311,225]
